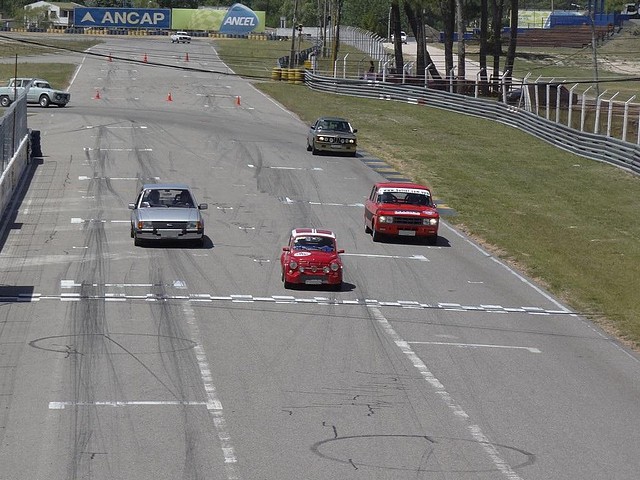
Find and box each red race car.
[364,182,439,244]
[281,228,344,290]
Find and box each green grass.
[0,63,78,90]
[0,38,100,59]
[0,37,101,92]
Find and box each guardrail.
[304,72,640,175]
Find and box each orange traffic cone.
[94,89,101,100]
[166,92,173,102]
[235,95,241,106]
[143,53,148,63]
[185,52,189,62]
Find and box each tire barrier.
[271,68,282,81]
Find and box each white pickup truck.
[0,77,70,108]
[170,31,191,43]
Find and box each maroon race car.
[280,228,344,290]
[364,182,439,244]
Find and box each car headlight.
[186,221,201,229]
[348,139,355,144]
[423,218,439,226]
[379,215,393,223]
[137,221,153,229]
[289,260,298,270]
[318,136,326,141]
[329,262,340,271]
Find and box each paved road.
[0,35,639,479]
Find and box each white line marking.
[84,148,153,152]
[84,125,148,129]
[342,253,429,261]
[247,164,322,171]
[49,401,207,409]
[369,306,524,480]
[183,302,240,479]
[307,201,364,207]
[78,176,159,181]
[409,341,541,353]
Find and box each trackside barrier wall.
[0,95,31,219]
[304,72,640,175]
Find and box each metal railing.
[304,72,640,175]
[1,93,29,172]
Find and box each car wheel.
[195,236,205,248]
[311,142,318,155]
[0,96,11,107]
[306,142,312,152]
[134,235,143,247]
[39,95,50,108]
[372,225,383,243]
[332,282,343,292]
[364,219,372,234]
[284,280,293,289]
[426,235,438,246]
[350,151,357,157]
[130,225,134,238]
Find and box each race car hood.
[317,129,356,139]
[289,250,341,265]
[136,207,201,222]
[378,204,439,218]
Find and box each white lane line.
[84,148,153,152]
[278,197,364,207]
[70,218,130,223]
[9,291,572,316]
[78,176,159,181]
[369,306,524,480]
[308,201,364,207]
[247,164,323,171]
[409,341,541,353]
[84,125,148,129]
[49,401,207,409]
[342,253,429,261]
[183,302,240,479]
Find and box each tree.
[479,0,489,94]
[491,0,504,91]
[390,0,404,73]
[455,0,465,82]
[504,0,519,90]
[404,0,442,80]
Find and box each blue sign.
[219,3,259,35]
[74,8,171,29]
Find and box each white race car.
[170,31,191,43]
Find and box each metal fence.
[304,72,640,175]
[1,93,29,172]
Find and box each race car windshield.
[293,236,335,252]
